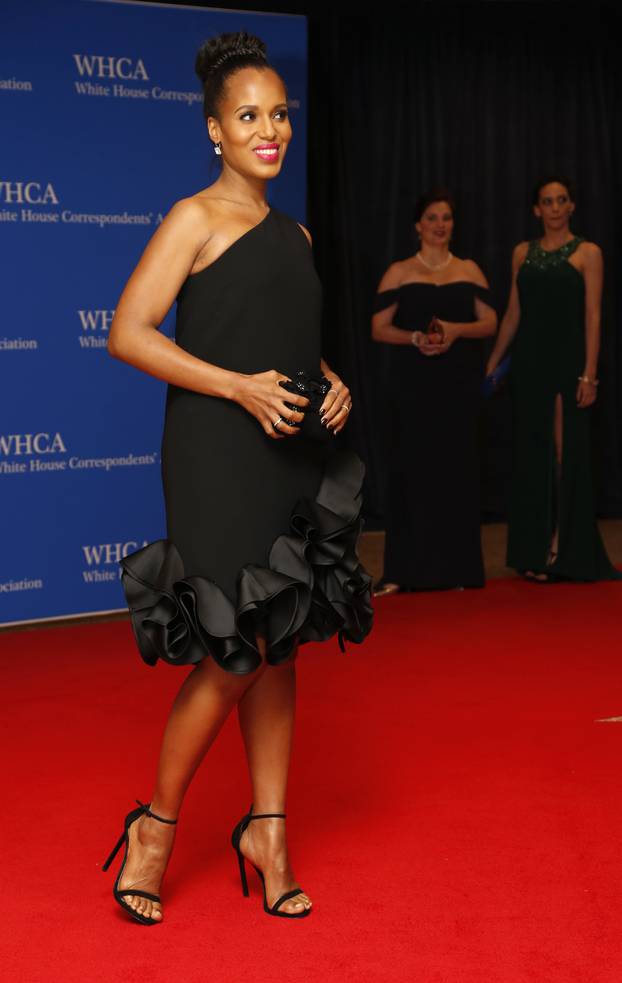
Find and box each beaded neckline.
[524,236,584,270]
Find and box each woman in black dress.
[486,176,618,582]
[372,190,497,594]
[104,32,372,925]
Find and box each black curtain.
[150,0,622,521]
[307,3,622,522]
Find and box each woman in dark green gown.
[487,176,619,582]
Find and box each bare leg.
[120,654,266,921]
[526,395,562,581]
[236,656,312,914]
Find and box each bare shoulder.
[509,241,530,272]
[457,257,488,288]
[377,259,407,291]
[297,222,312,246]
[188,187,256,228]
[159,194,213,244]
[577,240,602,260]
[131,195,210,272]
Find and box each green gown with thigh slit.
[506,236,620,581]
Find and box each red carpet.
[2,577,622,983]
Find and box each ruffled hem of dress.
[120,448,374,673]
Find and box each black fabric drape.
[307,3,622,521]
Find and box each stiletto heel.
[102,800,177,926]
[236,849,249,897]
[231,806,311,919]
[102,831,126,871]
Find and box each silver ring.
[272,416,283,432]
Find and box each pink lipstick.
[253,143,279,163]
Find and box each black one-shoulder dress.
[121,207,373,672]
[374,281,488,590]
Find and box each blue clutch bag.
[482,355,511,397]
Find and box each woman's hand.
[576,377,598,408]
[319,369,352,435]
[418,320,459,356]
[485,355,499,377]
[233,370,310,439]
[484,356,502,390]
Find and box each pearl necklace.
[416,251,453,271]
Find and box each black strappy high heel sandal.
[520,546,559,584]
[102,800,177,926]
[231,807,311,919]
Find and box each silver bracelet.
[578,375,599,386]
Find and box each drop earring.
[214,141,222,156]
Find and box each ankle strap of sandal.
[249,812,286,821]
[136,800,178,825]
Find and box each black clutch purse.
[279,370,333,442]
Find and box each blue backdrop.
[0,0,308,626]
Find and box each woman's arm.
[485,243,528,374]
[576,242,603,408]
[422,263,496,355]
[108,199,309,437]
[371,262,414,345]
[108,198,239,398]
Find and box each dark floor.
[358,520,622,586]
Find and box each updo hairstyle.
[413,188,456,224]
[195,31,274,119]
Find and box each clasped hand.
[235,368,352,440]
[412,319,456,356]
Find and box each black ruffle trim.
[120,448,373,673]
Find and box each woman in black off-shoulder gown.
[372,190,497,592]
[104,32,372,928]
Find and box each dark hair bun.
[413,188,456,224]
[195,31,267,84]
